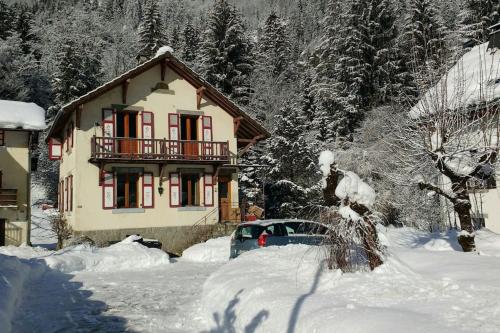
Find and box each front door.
[181,116,199,159]
[219,177,231,221]
[116,112,138,156]
[0,219,5,246]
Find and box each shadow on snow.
[11,257,135,333]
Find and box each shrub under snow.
[182,237,231,263]
[43,236,170,273]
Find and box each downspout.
[26,131,32,246]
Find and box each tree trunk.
[454,191,476,252]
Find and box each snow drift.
[201,227,500,332]
[43,236,170,273]
[0,255,45,332]
[182,237,230,263]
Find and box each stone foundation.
[74,223,237,255]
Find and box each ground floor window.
[181,173,200,207]
[116,172,139,208]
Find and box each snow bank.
[182,237,230,263]
[0,254,45,332]
[43,236,170,273]
[411,42,500,117]
[0,100,46,130]
[335,171,376,208]
[202,228,500,332]
[155,46,174,57]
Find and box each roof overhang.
[46,52,270,142]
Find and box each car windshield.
[284,222,326,235]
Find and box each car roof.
[240,219,318,227]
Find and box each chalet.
[46,49,269,252]
[0,100,45,246]
[411,25,500,233]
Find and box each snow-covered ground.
[30,183,57,249]
[2,227,500,332]
[202,227,500,333]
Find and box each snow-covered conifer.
[137,0,166,60]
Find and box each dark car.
[230,219,326,258]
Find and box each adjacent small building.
[0,100,45,246]
[412,27,500,233]
[46,49,269,252]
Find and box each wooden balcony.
[90,136,231,164]
[0,189,18,207]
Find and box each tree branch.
[418,181,455,202]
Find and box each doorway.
[116,112,138,155]
[0,219,5,246]
[180,116,199,158]
[218,177,231,221]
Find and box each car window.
[236,225,266,239]
[266,224,285,236]
[284,222,326,235]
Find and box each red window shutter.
[169,173,180,207]
[102,109,115,155]
[142,172,154,208]
[60,179,65,212]
[168,113,179,155]
[70,123,74,148]
[142,111,154,154]
[49,138,62,160]
[202,116,213,157]
[204,173,214,207]
[58,181,62,212]
[0,130,5,145]
[69,175,73,211]
[65,177,69,211]
[102,171,115,209]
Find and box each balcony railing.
[90,136,230,163]
[0,189,17,207]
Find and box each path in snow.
[12,260,222,332]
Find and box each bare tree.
[388,44,499,252]
[50,213,73,250]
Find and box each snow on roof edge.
[0,100,46,130]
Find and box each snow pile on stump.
[182,237,231,263]
[43,235,170,273]
[0,100,46,130]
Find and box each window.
[116,172,139,208]
[181,173,200,206]
[0,130,4,146]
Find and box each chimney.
[488,22,500,50]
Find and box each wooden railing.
[5,221,23,245]
[0,189,17,207]
[90,136,230,162]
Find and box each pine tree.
[137,0,166,59]
[198,0,254,105]
[459,0,500,44]
[262,102,318,217]
[169,25,180,52]
[180,17,200,63]
[312,0,399,142]
[398,0,449,96]
[257,11,292,79]
[13,5,36,55]
[51,38,102,118]
[0,0,13,40]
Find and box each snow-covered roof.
[49,48,269,142]
[0,100,46,130]
[411,42,500,118]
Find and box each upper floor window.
[0,130,4,146]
